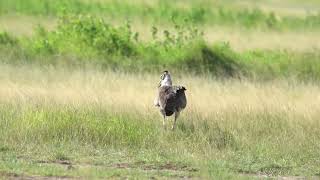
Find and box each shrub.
[29,15,137,58]
[1,15,320,81]
[0,32,17,45]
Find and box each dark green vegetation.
[1,15,320,81]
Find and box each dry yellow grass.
[1,64,319,122]
[0,15,56,37]
[226,0,320,17]
[203,27,320,51]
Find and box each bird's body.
[159,85,187,116]
[154,71,187,130]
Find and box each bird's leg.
[160,109,167,130]
[163,115,167,130]
[154,95,160,107]
[172,111,180,130]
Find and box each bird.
[154,70,187,130]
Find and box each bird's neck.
[160,78,172,87]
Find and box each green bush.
[0,32,17,45]
[0,15,319,80]
[29,15,137,57]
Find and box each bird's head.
[158,70,172,87]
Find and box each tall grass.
[0,65,320,177]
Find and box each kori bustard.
[154,71,187,130]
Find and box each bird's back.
[158,85,187,116]
[173,86,187,110]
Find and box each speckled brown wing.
[173,85,187,110]
[158,86,176,116]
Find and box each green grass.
[0,99,319,178]
[0,0,319,30]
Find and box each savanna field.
[0,0,320,179]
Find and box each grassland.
[1,65,320,179]
[0,0,320,179]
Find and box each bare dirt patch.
[36,159,199,173]
[0,171,74,180]
[110,161,199,173]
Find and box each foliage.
[29,15,136,57]
[0,31,17,45]
[0,15,320,81]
